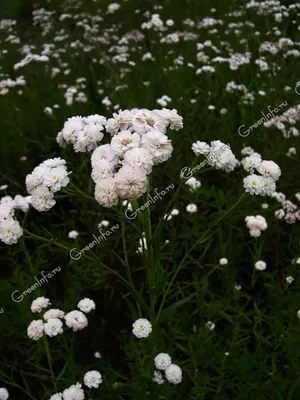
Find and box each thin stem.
[23,230,150,314]
[43,335,57,391]
[156,192,248,322]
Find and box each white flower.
[191,141,210,156]
[91,159,115,183]
[205,321,215,330]
[77,298,96,313]
[43,158,67,168]
[241,153,262,173]
[243,174,265,195]
[74,123,104,153]
[186,204,197,213]
[43,165,70,192]
[123,148,154,174]
[275,209,285,219]
[245,215,268,237]
[68,230,79,239]
[257,160,281,181]
[254,260,266,271]
[132,109,167,134]
[43,309,65,321]
[83,370,102,388]
[286,276,294,284]
[219,258,228,265]
[141,130,173,164]
[31,297,51,313]
[44,318,63,337]
[132,318,152,338]
[31,186,56,212]
[105,110,135,135]
[111,130,141,156]
[0,388,9,400]
[62,383,84,400]
[27,320,44,340]
[94,352,102,359]
[60,116,85,144]
[49,393,62,400]
[186,177,201,190]
[95,178,119,208]
[64,310,88,331]
[152,370,164,384]
[165,364,182,384]
[115,166,147,200]
[0,218,23,245]
[155,108,183,130]
[91,144,118,169]
[25,164,49,194]
[154,353,172,370]
[207,141,238,172]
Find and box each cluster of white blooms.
[243,159,281,197]
[49,370,102,399]
[132,318,152,338]
[83,370,102,388]
[0,388,9,400]
[272,193,300,224]
[264,105,300,137]
[0,76,26,96]
[255,260,267,271]
[27,297,95,340]
[57,115,107,152]
[153,353,182,384]
[14,53,49,70]
[91,108,183,207]
[185,177,201,190]
[25,158,70,212]
[0,193,31,245]
[192,140,238,172]
[245,216,268,237]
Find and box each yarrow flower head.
[165,364,182,384]
[245,215,268,237]
[64,310,88,332]
[0,388,9,400]
[132,318,152,338]
[154,353,172,370]
[255,260,267,271]
[57,115,107,152]
[83,370,103,388]
[77,298,96,313]
[31,297,51,313]
[62,383,84,400]
[26,158,70,212]
[44,318,63,337]
[27,319,44,341]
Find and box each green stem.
[23,230,150,314]
[43,335,57,391]
[156,192,248,322]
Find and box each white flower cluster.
[25,158,70,212]
[0,388,9,400]
[272,193,300,224]
[132,318,152,338]
[245,215,268,237]
[49,370,102,399]
[192,140,238,172]
[0,194,30,245]
[153,353,182,384]
[90,108,183,207]
[243,160,281,197]
[57,115,107,152]
[27,297,95,340]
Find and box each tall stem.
[44,335,57,391]
[156,192,248,322]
